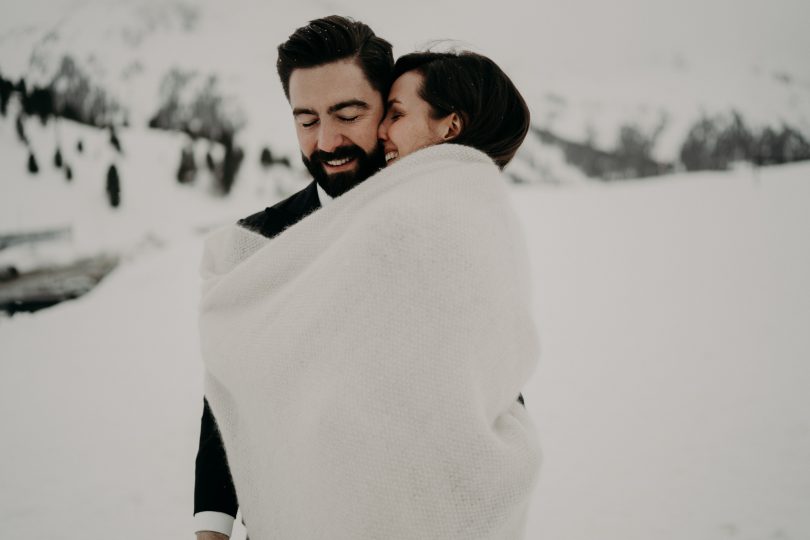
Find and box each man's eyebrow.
[292,107,316,117]
[327,100,369,114]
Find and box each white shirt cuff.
[193,511,235,536]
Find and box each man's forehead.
[288,59,382,111]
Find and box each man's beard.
[302,143,386,198]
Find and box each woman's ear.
[439,112,463,141]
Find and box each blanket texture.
[198,144,541,540]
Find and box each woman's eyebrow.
[327,99,369,114]
[386,98,401,108]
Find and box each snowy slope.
[534,60,810,163]
[0,98,310,272]
[2,163,809,540]
[2,0,809,167]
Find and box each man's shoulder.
[236,181,319,239]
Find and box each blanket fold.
[199,144,541,540]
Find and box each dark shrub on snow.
[106,164,121,208]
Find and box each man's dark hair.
[277,15,394,100]
[392,51,530,169]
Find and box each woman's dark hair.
[277,15,394,100]
[393,51,530,169]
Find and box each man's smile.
[323,156,357,172]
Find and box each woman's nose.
[377,118,389,141]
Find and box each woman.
[199,50,540,540]
[378,51,530,169]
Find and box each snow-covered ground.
[2,158,809,539]
[514,163,810,539]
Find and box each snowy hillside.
[2,0,809,173]
[531,60,810,162]
[2,162,809,539]
[0,100,309,273]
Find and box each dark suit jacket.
[193,179,526,519]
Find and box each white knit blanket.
[198,144,541,540]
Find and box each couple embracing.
[196,15,541,540]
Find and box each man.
[193,16,394,539]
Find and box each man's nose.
[317,122,345,153]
